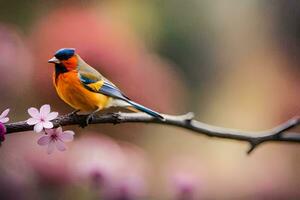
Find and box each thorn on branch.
[247,143,256,154]
[184,112,195,122]
[247,139,263,154]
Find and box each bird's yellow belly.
[54,72,109,112]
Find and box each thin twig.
[4,112,300,154]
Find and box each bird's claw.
[78,113,94,128]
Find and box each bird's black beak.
[48,57,60,64]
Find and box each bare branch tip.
[247,144,256,154]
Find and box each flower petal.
[0,109,10,118]
[28,107,40,118]
[40,104,50,117]
[46,112,59,121]
[60,131,74,142]
[45,128,55,135]
[37,136,50,146]
[55,127,63,134]
[47,141,55,154]
[0,123,6,142]
[34,123,44,133]
[27,118,40,125]
[56,140,66,151]
[0,117,9,123]
[42,121,53,129]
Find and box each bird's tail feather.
[127,100,164,120]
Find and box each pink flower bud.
[0,122,6,142]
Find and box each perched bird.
[48,48,164,126]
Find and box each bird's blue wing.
[79,72,129,100]
[79,71,101,84]
[99,81,130,100]
[99,81,163,119]
[79,71,163,119]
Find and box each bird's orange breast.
[53,71,109,112]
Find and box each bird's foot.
[86,113,94,125]
[78,113,94,128]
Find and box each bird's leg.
[85,113,94,126]
[79,108,100,128]
[85,109,101,126]
[69,109,80,117]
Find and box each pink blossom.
[0,108,10,123]
[37,127,74,154]
[0,123,6,142]
[26,104,58,133]
[0,109,10,142]
[165,157,203,200]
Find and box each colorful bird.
[48,48,164,126]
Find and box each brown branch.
[4,112,300,154]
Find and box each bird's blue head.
[48,48,78,72]
[54,48,75,60]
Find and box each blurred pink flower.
[165,157,203,200]
[0,24,33,105]
[26,104,58,132]
[0,122,6,142]
[0,108,10,142]
[172,172,198,200]
[70,134,125,185]
[107,142,149,200]
[0,108,10,123]
[37,127,74,154]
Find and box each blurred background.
[0,0,299,199]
